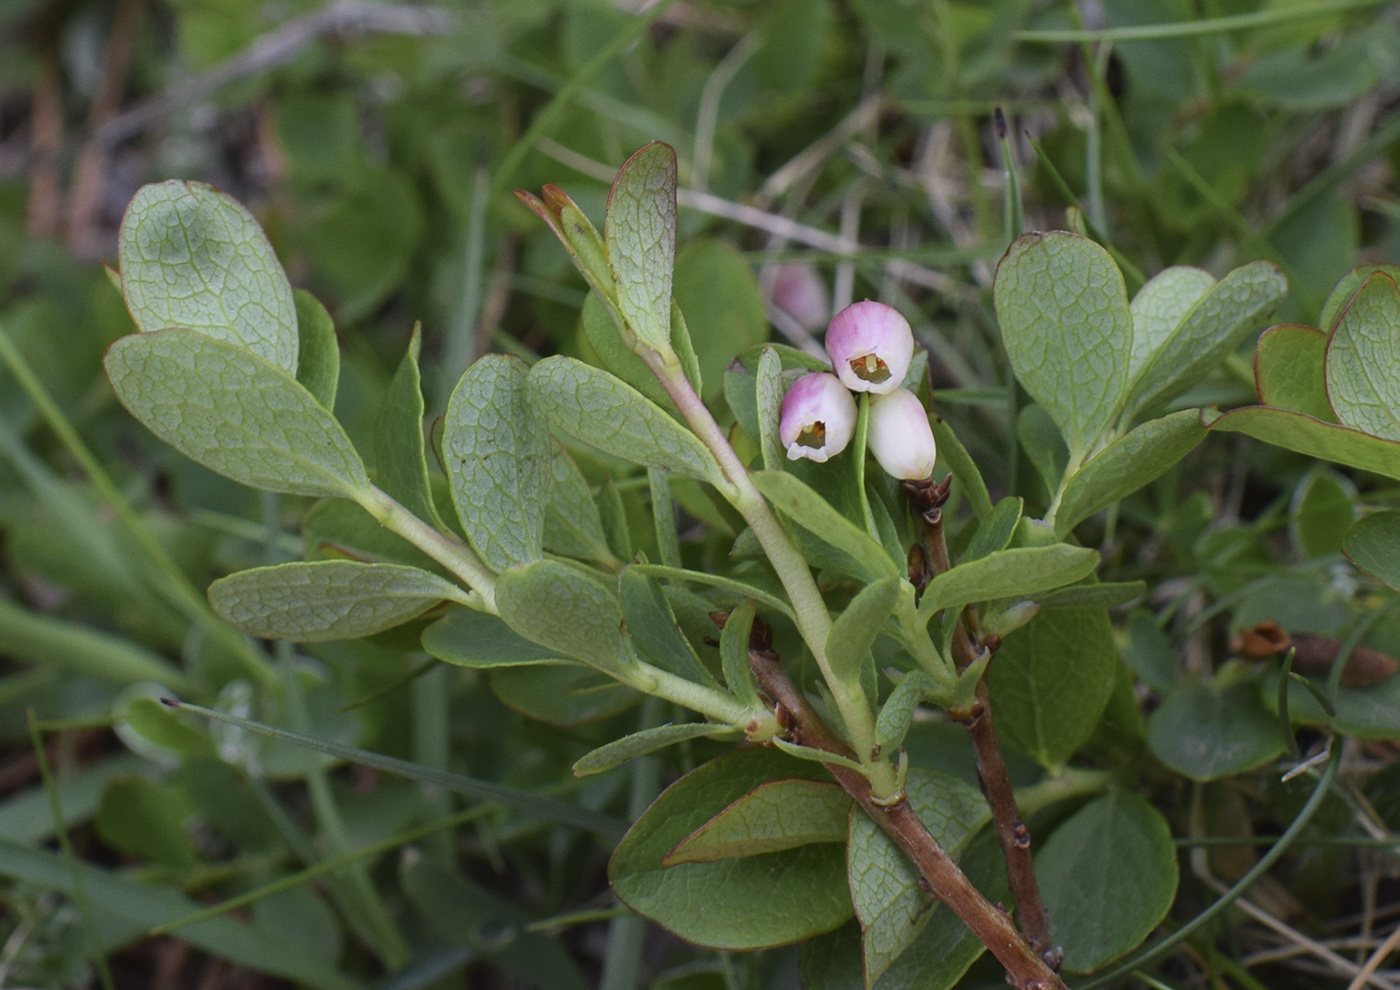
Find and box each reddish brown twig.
[905,478,1060,971]
[747,641,1065,990]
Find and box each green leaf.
[664,779,851,863]
[719,599,764,710]
[105,329,369,498]
[95,776,197,869]
[1270,670,1400,740]
[620,567,715,685]
[994,231,1132,460]
[1325,271,1400,440]
[826,575,901,686]
[209,561,467,641]
[671,297,704,398]
[543,442,613,564]
[673,239,769,401]
[847,770,990,987]
[802,832,1006,990]
[931,416,992,519]
[579,290,672,406]
[1254,323,1334,421]
[422,606,565,668]
[494,559,631,674]
[963,496,1022,562]
[573,722,737,778]
[1147,678,1285,781]
[1053,410,1207,537]
[986,608,1117,768]
[1017,403,1070,498]
[1206,405,1400,482]
[606,141,678,356]
[1127,266,1216,381]
[294,289,339,409]
[1035,580,1146,610]
[118,180,298,373]
[610,748,852,950]
[118,694,216,762]
[1036,792,1178,973]
[447,359,550,571]
[489,664,639,728]
[757,346,786,470]
[752,470,899,582]
[917,545,1099,625]
[374,327,441,529]
[529,356,722,483]
[874,671,937,754]
[1319,263,1400,332]
[1120,261,1287,423]
[1343,511,1400,590]
[1291,467,1356,558]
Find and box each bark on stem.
[910,481,1059,970]
[748,646,1066,990]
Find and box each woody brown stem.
[747,645,1066,990]
[908,479,1059,971]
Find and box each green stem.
[642,353,895,796]
[356,485,498,611]
[1014,0,1389,42]
[0,324,276,688]
[625,661,779,740]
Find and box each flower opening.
[825,301,914,394]
[780,372,857,464]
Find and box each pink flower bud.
[867,388,937,480]
[780,372,857,464]
[769,263,830,331]
[825,301,914,394]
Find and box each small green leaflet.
[663,779,851,863]
[209,561,471,642]
[119,180,298,374]
[606,142,679,357]
[105,329,369,499]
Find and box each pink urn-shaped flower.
[779,372,858,464]
[867,388,937,480]
[825,301,914,395]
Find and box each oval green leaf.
[916,545,1099,625]
[1147,679,1285,781]
[1206,405,1400,482]
[494,558,630,674]
[573,722,737,778]
[1254,323,1333,421]
[606,141,678,356]
[994,231,1132,460]
[119,180,298,373]
[422,605,567,669]
[1054,409,1207,537]
[985,607,1117,768]
[663,779,851,863]
[105,329,369,499]
[1325,271,1400,441]
[752,470,899,582]
[210,561,468,642]
[1343,511,1400,590]
[445,354,551,571]
[528,356,721,483]
[1127,265,1216,381]
[610,748,852,950]
[1037,791,1178,973]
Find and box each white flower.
[780,372,857,463]
[825,301,914,395]
[867,388,937,480]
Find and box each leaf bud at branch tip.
[825,300,914,394]
[780,372,857,463]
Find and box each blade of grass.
[1013,0,1389,43]
[27,710,117,990]
[166,698,626,838]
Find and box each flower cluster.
[779,301,937,480]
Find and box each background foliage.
[3,0,1400,987]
